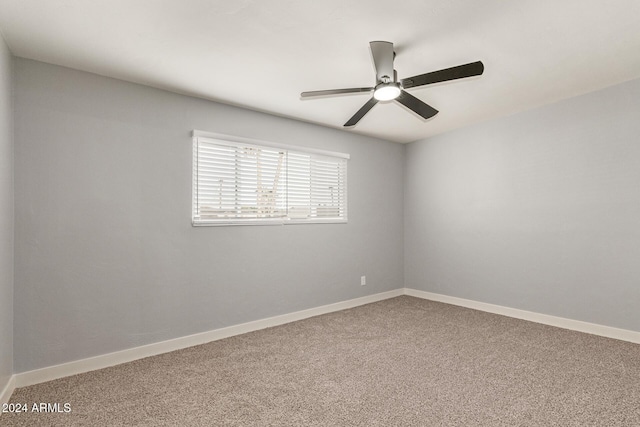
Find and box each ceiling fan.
[301,41,484,127]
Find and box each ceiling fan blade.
[344,97,378,127]
[370,41,395,82]
[301,87,374,98]
[395,90,438,120]
[401,61,484,89]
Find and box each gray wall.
[15,53,639,376]
[405,77,640,332]
[0,34,13,392]
[14,59,405,372]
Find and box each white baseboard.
[0,375,16,407]
[15,289,403,388]
[404,288,640,344]
[12,287,637,391]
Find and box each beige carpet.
[3,296,640,426]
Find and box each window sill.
[192,218,348,227]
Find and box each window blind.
[193,134,348,226]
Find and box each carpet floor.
[3,296,640,426]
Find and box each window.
[192,131,348,226]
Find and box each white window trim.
[192,130,349,227]
[192,130,350,160]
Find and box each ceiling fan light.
[373,83,401,101]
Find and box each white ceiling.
[1,1,639,143]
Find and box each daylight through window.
[192,132,348,226]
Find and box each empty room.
[1,1,639,425]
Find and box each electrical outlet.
[360,276,366,286]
